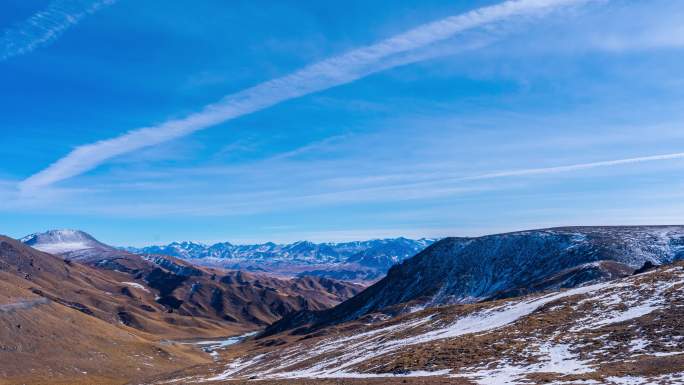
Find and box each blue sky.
[2,0,684,246]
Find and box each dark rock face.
[142,255,203,277]
[95,258,140,274]
[120,286,134,298]
[157,296,183,309]
[29,288,95,316]
[263,226,684,337]
[634,261,658,275]
[210,288,224,314]
[116,309,143,329]
[144,268,188,297]
[488,260,634,300]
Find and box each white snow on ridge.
[386,280,613,349]
[272,369,453,379]
[190,268,684,383]
[21,229,107,254]
[121,282,150,293]
[32,241,91,253]
[203,354,267,382]
[198,280,618,381]
[572,277,680,332]
[455,342,594,385]
[605,373,684,384]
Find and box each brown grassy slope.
[0,235,364,385]
[140,262,684,384]
[1,235,248,339]
[0,236,220,384]
[3,235,364,339]
[0,275,209,385]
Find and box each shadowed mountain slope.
[1,232,363,383]
[264,226,684,336]
[18,230,364,329]
[147,261,684,384]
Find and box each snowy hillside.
[266,226,684,334]
[150,261,684,384]
[20,229,111,254]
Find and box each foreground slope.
[0,236,210,384]
[266,226,684,335]
[145,261,684,385]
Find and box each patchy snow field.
[151,264,684,384]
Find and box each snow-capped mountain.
[126,237,436,281]
[265,226,684,335]
[11,231,363,330]
[20,229,112,254]
[0,233,365,384]
[127,238,433,264]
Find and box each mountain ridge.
[125,237,434,261]
[147,260,684,384]
[124,237,436,281]
[14,230,364,330]
[263,225,684,336]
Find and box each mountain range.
[5,226,684,384]
[1,230,364,384]
[19,229,364,327]
[264,226,684,336]
[125,237,435,281]
[142,226,684,385]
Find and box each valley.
[4,1,681,383]
[0,231,368,384]
[2,226,684,384]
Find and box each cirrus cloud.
[20,0,592,191]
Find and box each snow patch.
[454,342,593,385]
[32,242,91,253]
[121,282,150,293]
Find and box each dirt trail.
[0,298,50,312]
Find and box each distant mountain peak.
[126,237,437,281]
[21,229,111,254]
[21,228,88,241]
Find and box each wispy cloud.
[20,0,591,190]
[318,151,684,191]
[0,0,116,62]
[9,147,684,219]
[461,152,684,181]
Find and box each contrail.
[0,0,116,62]
[461,152,684,181]
[21,0,590,190]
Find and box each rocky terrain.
[144,261,684,385]
[19,230,364,327]
[125,237,435,282]
[266,226,684,335]
[0,232,363,384]
[0,235,211,385]
[6,226,684,384]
